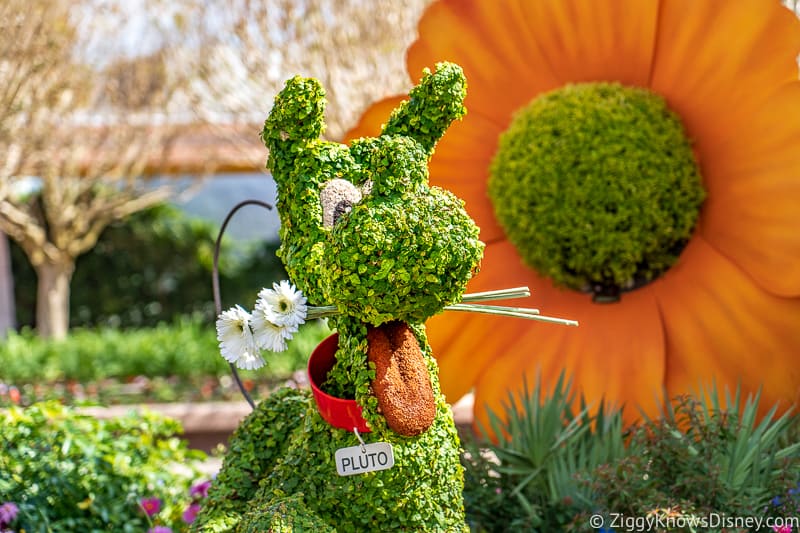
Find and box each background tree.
[184,0,431,156]
[0,0,198,339]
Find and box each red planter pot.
[307,333,371,433]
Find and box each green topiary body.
[193,63,484,532]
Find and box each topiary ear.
[381,62,467,156]
[261,76,326,180]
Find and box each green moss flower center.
[489,82,705,302]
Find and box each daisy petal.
[256,281,307,328]
[236,350,266,371]
[251,307,292,352]
[216,305,259,366]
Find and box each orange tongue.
[367,321,436,436]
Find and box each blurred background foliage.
[0,402,207,531]
[10,203,286,329]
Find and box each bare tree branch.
[183,0,430,157]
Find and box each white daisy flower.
[215,305,265,370]
[257,280,308,328]
[235,349,267,371]
[251,304,296,352]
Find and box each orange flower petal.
[432,240,666,429]
[431,240,536,402]
[654,236,800,416]
[471,283,666,432]
[698,83,800,297]
[428,117,506,243]
[513,0,658,86]
[344,95,406,141]
[651,0,800,153]
[407,0,562,121]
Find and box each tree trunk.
[34,257,74,339]
[0,233,15,335]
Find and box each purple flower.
[0,502,18,527]
[182,502,201,524]
[189,480,212,499]
[148,527,172,533]
[139,497,162,517]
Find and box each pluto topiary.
[193,62,574,532]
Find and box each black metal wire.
[212,199,274,411]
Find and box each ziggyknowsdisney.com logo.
[590,511,800,531]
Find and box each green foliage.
[489,82,705,295]
[460,444,529,533]
[0,401,206,532]
[467,373,627,532]
[239,494,336,532]
[326,185,482,326]
[579,390,800,527]
[0,318,329,398]
[461,382,800,532]
[10,203,286,329]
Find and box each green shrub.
[0,401,207,532]
[460,381,800,533]
[10,203,286,329]
[0,318,330,405]
[460,443,529,533]
[577,389,800,529]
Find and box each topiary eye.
[320,178,362,228]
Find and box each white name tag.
[335,442,394,476]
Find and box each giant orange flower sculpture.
[347,0,800,429]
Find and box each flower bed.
[0,402,210,532]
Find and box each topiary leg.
[237,493,336,533]
[191,388,312,532]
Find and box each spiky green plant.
[470,372,628,531]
